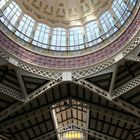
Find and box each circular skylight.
[0,0,137,52]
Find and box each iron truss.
[0,79,62,122]
[72,79,140,118]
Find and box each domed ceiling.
[0,0,139,71]
[15,0,112,28]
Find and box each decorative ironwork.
[0,83,25,102]
[113,75,140,99]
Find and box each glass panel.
[51,28,66,50]
[33,23,50,48]
[15,14,35,42]
[0,0,137,51]
[0,0,7,9]
[69,27,84,50]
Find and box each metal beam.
[0,57,7,66]
[73,79,140,118]
[113,99,140,118]
[34,124,120,140]
[125,56,140,63]
[58,124,120,140]
[131,131,138,140]
[15,70,28,99]
[0,80,62,122]
[75,78,140,119]
[113,75,140,99]
[0,134,9,140]
[0,104,51,130]
[131,128,140,140]
[51,109,60,140]
[16,69,47,80]
[0,98,79,130]
[0,83,25,102]
[17,62,62,80]
[26,79,62,102]
[1,97,140,131]
[72,79,110,100]
[85,107,90,140]
[109,64,118,96]
[34,130,57,140]
[86,64,115,79]
[71,98,140,127]
[71,59,115,79]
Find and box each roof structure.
[0,0,140,140]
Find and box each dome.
[0,0,139,70]
[0,0,137,53]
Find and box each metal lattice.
[17,63,62,80]
[0,83,25,102]
[113,75,140,99]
